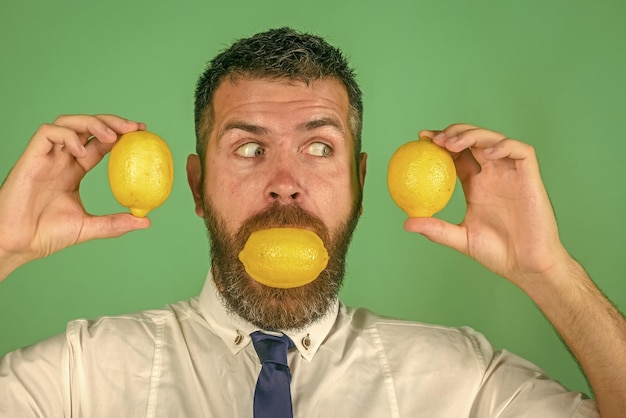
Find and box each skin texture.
[186,77,366,237]
[0,82,624,415]
[186,78,367,330]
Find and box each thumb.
[79,213,151,242]
[404,217,467,255]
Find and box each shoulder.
[338,305,493,371]
[64,297,203,352]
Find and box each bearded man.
[1,27,623,417]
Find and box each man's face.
[187,77,367,330]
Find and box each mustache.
[234,202,330,248]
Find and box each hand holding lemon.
[0,115,153,281]
[108,131,174,217]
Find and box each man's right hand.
[0,114,151,281]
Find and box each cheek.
[311,172,357,222]
[204,170,261,229]
[205,155,243,198]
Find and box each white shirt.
[0,272,598,417]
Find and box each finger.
[418,128,481,182]
[482,137,536,162]
[460,136,538,174]
[430,127,512,170]
[421,124,490,137]
[53,114,145,143]
[78,213,151,243]
[92,114,146,135]
[419,126,493,157]
[77,119,147,172]
[27,124,89,159]
[26,115,123,159]
[420,123,488,137]
[453,148,481,182]
[437,126,506,154]
[417,129,441,139]
[404,217,467,255]
[483,138,541,178]
[425,123,479,148]
[76,136,117,172]
[48,115,145,172]
[440,123,483,137]
[52,114,119,144]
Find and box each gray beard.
[202,200,361,331]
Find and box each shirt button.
[302,334,311,350]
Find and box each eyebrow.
[297,116,346,137]
[218,122,270,140]
[217,116,346,142]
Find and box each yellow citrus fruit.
[387,137,456,217]
[238,228,329,289]
[108,131,174,217]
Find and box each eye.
[306,142,332,157]
[236,143,264,158]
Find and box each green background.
[1,0,625,398]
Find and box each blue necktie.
[250,331,295,418]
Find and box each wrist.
[519,252,595,320]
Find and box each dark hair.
[193,27,363,165]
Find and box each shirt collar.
[198,271,339,361]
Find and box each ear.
[186,154,205,218]
[358,152,367,190]
[357,152,367,215]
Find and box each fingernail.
[106,127,116,136]
[484,146,495,154]
[434,133,446,141]
[446,136,458,143]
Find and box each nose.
[265,160,303,204]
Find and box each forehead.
[211,76,351,123]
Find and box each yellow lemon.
[387,137,456,217]
[238,228,329,289]
[108,131,174,217]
